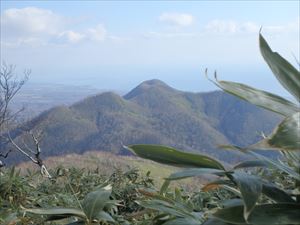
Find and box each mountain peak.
[142,79,168,86]
[124,79,174,99]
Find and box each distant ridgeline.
[6,79,281,165]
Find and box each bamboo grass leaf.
[231,172,262,220]
[259,33,300,102]
[167,168,227,180]
[213,79,298,116]
[126,145,225,170]
[82,184,112,221]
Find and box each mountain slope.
[8,79,281,164]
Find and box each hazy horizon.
[1,1,299,98]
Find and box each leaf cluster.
[0,166,155,224]
[129,33,300,225]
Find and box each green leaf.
[267,112,300,150]
[213,205,246,224]
[218,145,300,181]
[167,168,227,180]
[202,218,234,225]
[259,33,300,102]
[233,160,268,169]
[94,211,115,222]
[24,208,86,220]
[252,112,300,151]
[281,151,300,168]
[82,184,112,221]
[221,185,242,197]
[137,191,198,219]
[163,217,201,225]
[66,222,85,225]
[214,203,300,225]
[136,199,195,219]
[231,172,262,220]
[221,199,244,208]
[160,180,171,195]
[174,187,183,202]
[126,145,225,170]
[214,79,298,116]
[249,151,300,181]
[262,183,295,203]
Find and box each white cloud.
[87,24,107,41]
[240,22,260,33]
[57,30,86,44]
[53,24,107,44]
[1,7,64,38]
[205,20,238,34]
[1,7,108,46]
[204,20,260,34]
[143,31,196,39]
[159,12,194,27]
[205,19,299,35]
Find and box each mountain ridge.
[7,79,281,165]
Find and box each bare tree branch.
[0,62,51,178]
[6,130,52,178]
[0,149,12,168]
[0,62,29,130]
[0,149,12,158]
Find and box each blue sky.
[1,1,299,95]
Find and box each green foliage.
[135,185,235,225]
[25,184,116,224]
[129,33,300,224]
[0,167,33,207]
[214,203,300,225]
[0,167,156,224]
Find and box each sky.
[1,1,299,96]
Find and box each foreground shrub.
[129,33,300,225]
[0,167,155,224]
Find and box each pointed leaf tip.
[128,144,225,170]
[259,34,300,102]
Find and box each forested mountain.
[7,79,281,164]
